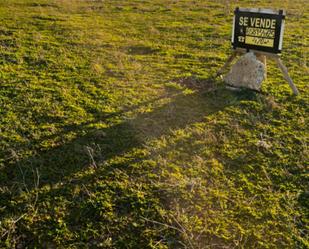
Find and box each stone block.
[224,52,265,91]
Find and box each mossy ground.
[0,0,308,248]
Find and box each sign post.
[217,7,299,95]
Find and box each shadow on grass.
[0,80,231,188]
[3,87,258,186]
[0,80,262,247]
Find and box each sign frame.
[232,7,286,54]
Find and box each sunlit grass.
[0,0,308,248]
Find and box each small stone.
[256,140,272,149]
[224,52,265,91]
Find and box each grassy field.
[0,0,308,248]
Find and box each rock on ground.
[224,52,265,91]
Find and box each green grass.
[0,0,308,248]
